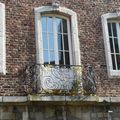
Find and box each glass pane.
[42,32,48,49]
[47,17,53,33]
[58,34,63,50]
[49,33,54,50]
[108,23,112,36]
[41,16,47,32]
[111,54,116,70]
[59,52,64,64]
[56,18,62,33]
[65,52,70,65]
[64,35,69,50]
[62,19,67,33]
[43,50,49,64]
[116,55,120,70]
[112,23,117,37]
[109,38,114,53]
[50,51,55,65]
[114,38,119,53]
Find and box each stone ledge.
[0,96,28,102]
[28,95,120,103]
[99,97,120,103]
[28,95,99,102]
[0,96,119,103]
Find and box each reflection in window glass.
[50,51,55,64]
[59,52,64,64]
[49,33,54,50]
[114,38,119,53]
[56,18,62,33]
[108,23,112,36]
[62,19,67,33]
[116,55,120,70]
[112,23,117,37]
[58,34,63,50]
[44,50,49,64]
[47,17,53,33]
[111,54,116,70]
[42,33,48,49]
[64,35,69,50]
[65,52,70,65]
[109,38,114,53]
[41,17,47,32]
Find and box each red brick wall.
[0,0,120,96]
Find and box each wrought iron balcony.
[23,63,96,95]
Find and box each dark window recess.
[111,54,116,70]
[116,55,120,70]
[112,23,117,37]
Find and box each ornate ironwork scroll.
[23,63,96,95]
[40,65,82,93]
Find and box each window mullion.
[40,15,44,64]
[67,18,72,65]
[61,19,65,65]
[114,22,120,70]
[117,23,120,54]
[46,17,50,64]
[111,22,117,70]
[116,22,120,70]
[54,17,59,65]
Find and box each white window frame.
[0,3,6,74]
[101,13,120,77]
[34,6,81,65]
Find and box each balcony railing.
[23,63,96,95]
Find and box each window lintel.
[101,13,120,20]
[34,6,76,17]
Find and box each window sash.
[41,14,72,65]
[108,21,120,70]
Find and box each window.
[34,6,81,91]
[0,3,6,74]
[102,13,120,77]
[34,6,81,66]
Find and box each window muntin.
[41,14,72,65]
[107,21,120,70]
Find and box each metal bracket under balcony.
[23,64,96,95]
